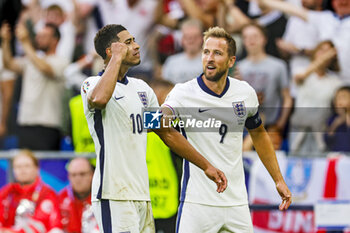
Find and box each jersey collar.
[197,73,230,98]
[98,70,129,85]
[332,12,350,20]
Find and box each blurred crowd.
[0,0,350,155]
[0,150,99,233]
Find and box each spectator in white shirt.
[1,22,68,150]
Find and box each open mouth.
[206,65,216,70]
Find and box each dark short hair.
[203,26,236,56]
[45,23,61,41]
[94,24,127,59]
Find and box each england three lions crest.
[232,101,246,118]
[138,92,148,107]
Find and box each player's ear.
[228,56,236,68]
[106,47,111,57]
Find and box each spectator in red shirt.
[58,157,98,233]
[0,149,62,233]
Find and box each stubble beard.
[123,58,141,67]
[204,68,226,82]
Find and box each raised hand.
[15,23,30,43]
[204,166,228,193]
[0,23,12,41]
[110,41,128,61]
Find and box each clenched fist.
[110,41,128,61]
[0,23,12,42]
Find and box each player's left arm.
[248,124,292,210]
[152,107,227,193]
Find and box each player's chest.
[108,87,149,116]
[181,95,249,128]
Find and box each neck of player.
[104,58,129,81]
[202,72,228,95]
[118,65,129,81]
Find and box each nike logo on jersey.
[198,108,211,113]
[114,96,125,100]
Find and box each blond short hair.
[12,149,39,168]
[203,26,236,56]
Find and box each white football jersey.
[81,75,158,201]
[163,75,260,206]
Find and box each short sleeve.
[147,85,159,108]
[0,69,16,81]
[81,76,100,113]
[244,83,262,129]
[245,83,259,117]
[162,84,183,116]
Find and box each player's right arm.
[87,42,127,109]
[153,107,227,193]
